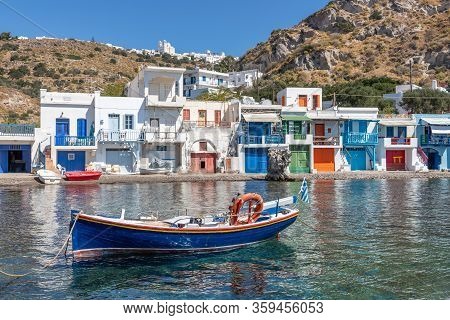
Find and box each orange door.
[281,96,286,106]
[298,95,307,107]
[314,149,335,172]
[315,124,325,137]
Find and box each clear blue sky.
[0,0,329,56]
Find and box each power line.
[0,0,58,38]
[323,93,450,100]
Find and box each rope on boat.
[0,214,79,278]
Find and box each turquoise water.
[0,179,449,299]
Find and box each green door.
[290,146,310,173]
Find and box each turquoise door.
[348,148,366,170]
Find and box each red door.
[190,153,216,173]
[386,150,405,171]
[214,110,221,126]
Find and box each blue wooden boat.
[70,193,299,259]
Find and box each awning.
[242,113,280,123]
[431,125,450,135]
[422,118,450,126]
[379,120,415,126]
[281,115,310,121]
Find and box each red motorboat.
[64,171,102,181]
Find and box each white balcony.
[313,136,343,148]
[143,131,186,144]
[285,133,313,145]
[381,137,418,148]
[146,95,186,108]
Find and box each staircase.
[340,149,351,172]
[416,147,429,172]
[43,145,58,173]
[365,146,376,170]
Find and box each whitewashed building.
[183,68,229,99]
[39,90,97,172]
[157,40,175,55]
[277,88,323,110]
[228,69,263,88]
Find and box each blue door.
[57,151,85,172]
[77,119,87,137]
[56,119,70,146]
[348,148,366,170]
[0,150,7,173]
[245,148,268,173]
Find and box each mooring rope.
[0,214,79,278]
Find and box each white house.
[376,115,425,171]
[228,69,263,88]
[183,68,229,99]
[157,40,175,55]
[39,90,96,172]
[277,88,323,110]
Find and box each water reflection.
[0,179,449,299]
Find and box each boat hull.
[140,168,171,175]
[36,170,61,184]
[71,212,298,258]
[65,171,102,181]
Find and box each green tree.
[8,66,30,79]
[0,32,12,40]
[196,88,240,101]
[400,89,450,114]
[103,82,126,97]
[214,56,238,73]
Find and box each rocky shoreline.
[0,171,450,186]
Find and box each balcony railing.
[293,133,307,140]
[239,135,284,144]
[0,124,35,136]
[183,121,231,129]
[344,132,378,145]
[97,130,143,142]
[313,136,340,146]
[55,136,95,146]
[143,131,180,142]
[390,137,411,145]
[421,134,450,146]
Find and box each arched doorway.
[423,148,441,170]
[189,139,218,174]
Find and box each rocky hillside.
[0,37,202,123]
[240,0,449,86]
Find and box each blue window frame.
[202,76,206,82]
[125,115,134,130]
[386,127,394,138]
[398,126,406,138]
[359,121,367,133]
[56,118,70,136]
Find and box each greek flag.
[299,177,310,204]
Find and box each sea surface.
[0,179,449,299]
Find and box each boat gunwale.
[74,210,299,234]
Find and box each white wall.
[277,88,322,110]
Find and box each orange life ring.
[229,193,264,225]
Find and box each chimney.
[431,80,438,90]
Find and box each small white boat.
[36,169,61,185]
[140,159,172,175]
[140,167,171,175]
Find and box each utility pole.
[256,65,260,102]
[333,92,336,108]
[409,59,413,92]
